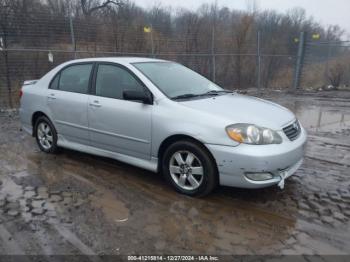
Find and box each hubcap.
[169,151,204,190]
[37,122,53,150]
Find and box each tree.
[80,0,123,16]
[232,13,254,88]
[328,62,345,87]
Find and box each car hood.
[180,94,295,130]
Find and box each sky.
[134,0,350,37]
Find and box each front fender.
[151,101,239,157]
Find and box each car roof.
[66,57,167,64]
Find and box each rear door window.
[58,64,93,94]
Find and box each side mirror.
[123,90,153,105]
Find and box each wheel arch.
[31,111,50,136]
[157,134,218,175]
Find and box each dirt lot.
[0,91,350,259]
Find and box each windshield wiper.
[171,93,200,100]
[200,90,234,96]
[172,90,234,100]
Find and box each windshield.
[133,62,223,99]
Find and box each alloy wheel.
[169,150,204,190]
[37,122,53,150]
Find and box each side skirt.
[57,137,158,173]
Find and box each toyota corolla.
[19,57,307,196]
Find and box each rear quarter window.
[49,73,60,90]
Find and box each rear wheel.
[34,116,58,153]
[162,140,218,197]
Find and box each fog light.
[245,172,273,181]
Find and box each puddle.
[294,104,350,133]
[89,189,129,223]
[272,98,350,134]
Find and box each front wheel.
[162,140,218,197]
[34,116,58,154]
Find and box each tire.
[34,116,58,154]
[162,140,218,197]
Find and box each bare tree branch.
[81,0,123,16]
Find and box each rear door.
[88,63,152,160]
[47,63,93,145]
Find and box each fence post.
[4,50,13,108]
[69,17,77,59]
[211,26,216,82]
[148,24,155,58]
[293,32,306,90]
[324,41,332,81]
[1,34,13,108]
[256,31,261,94]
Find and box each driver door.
[88,63,153,160]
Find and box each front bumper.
[206,128,307,189]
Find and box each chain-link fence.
[301,38,350,89]
[0,12,349,109]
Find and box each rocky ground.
[0,91,349,260]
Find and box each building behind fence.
[1,13,349,109]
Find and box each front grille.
[283,120,301,141]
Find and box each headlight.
[226,124,282,145]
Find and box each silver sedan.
[19,57,307,196]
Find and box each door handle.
[47,93,56,100]
[89,100,101,108]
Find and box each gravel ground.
[0,91,349,259]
